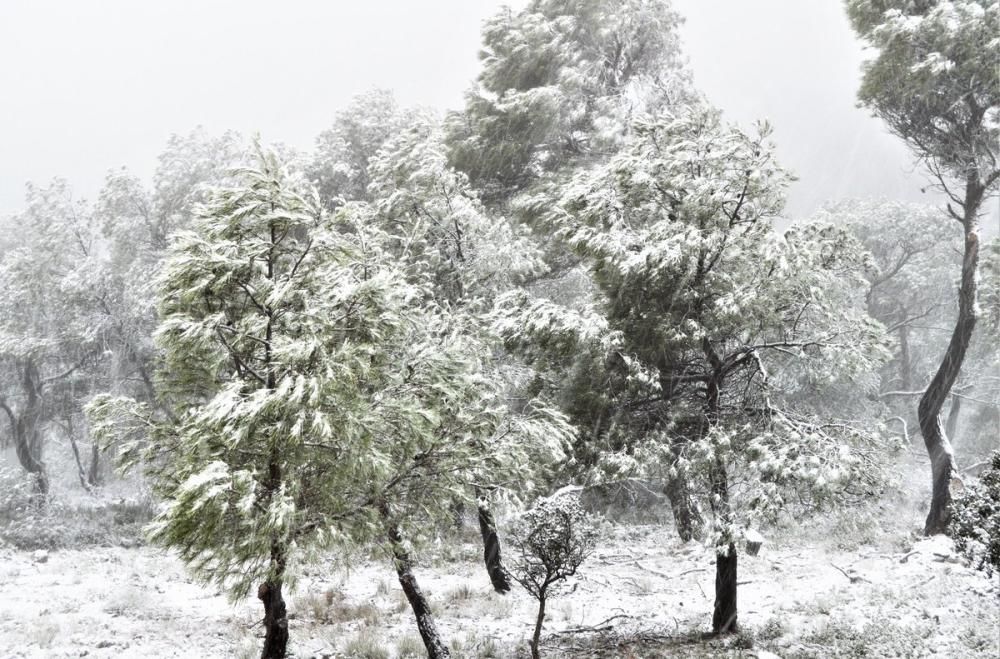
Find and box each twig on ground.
[830,562,868,584]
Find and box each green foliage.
[951,451,1000,576]
[498,105,890,545]
[447,0,691,201]
[309,89,426,207]
[847,0,999,183]
[88,144,568,605]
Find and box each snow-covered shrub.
[950,451,1000,576]
[508,494,598,659]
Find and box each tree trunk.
[712,542,738,634]
[5,360,49,498]
[384,513,450,658]
[68,431,92,491]
[87,442,102,487]
[258,579,289,659]
[664,466,703,542]
[477,496,511,593]
[918,184,982,536]
[530,595,546,659]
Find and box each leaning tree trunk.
[918,182,983,536]
[6,360,49,497]
[383,510,450,658]
[476,492,511,593]
[13,423,48,497]
[68,431,92,491]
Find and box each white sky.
[0,0,960,220]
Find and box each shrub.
[950,451,1000,576]
[508,494,598,659]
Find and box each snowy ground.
[1,509,997,658]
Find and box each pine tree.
[846,0,1000,534]
[497,107,889,633]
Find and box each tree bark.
[918,180,983,536]
[87,442,102,487]
[6,360,49,497]
[68,430,92,491]
[384,514,450,658]
[258,579,289,659]
[477,496,511,593]
[664,461,703,542]
[712,542,738,634]
[530,595,546,659]
[702,342,738,633]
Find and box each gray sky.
[0,0,949,219]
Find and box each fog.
[0,0,963,218]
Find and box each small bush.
[394,634,424,658]
[343,630,390,659]
[0,490,153,551]
[509,494,598,659]
[950,451,1000,576]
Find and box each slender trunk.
[87,442,101,487]
[258,578,289,659]
[384,510,450,658]
[68,431,92,491]
[712,542,738,634]
[477,494,511,593]
[919,182,983,535]
[530,595,546,659]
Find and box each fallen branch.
[551,613,635,635]
[830,562,868,584]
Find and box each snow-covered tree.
[447,0,691,205]
[88,147,568,658]
[366,118,572,594]
[830,200,959,395]
[508,494,597,659]
[847,0,1000,535]
[497,107,889,633]
[0,180,106,496]
[93,129,247,407]
[309,89,426,208]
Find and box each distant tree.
[0,180,104,497]
[847,0,1000,535]
[839,202,957,384]
[508,494,597,659]
[447,0,691,205]
[309,89,425,208]
[93,129,246,408]
[497,108,888,633]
